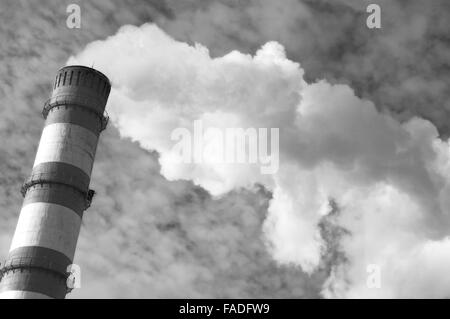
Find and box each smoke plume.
[69,23,450,297]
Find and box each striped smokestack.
[0,66,111,299]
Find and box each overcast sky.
[1,0,450,298]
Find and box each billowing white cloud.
[70,23,450,298]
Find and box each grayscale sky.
[0,0,449,298]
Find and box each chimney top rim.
[58,65,111,86]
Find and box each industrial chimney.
[0,66,111,299]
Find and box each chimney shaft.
[0,66,111,299]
